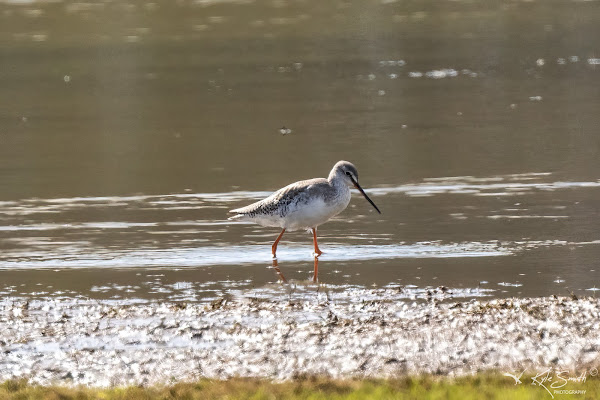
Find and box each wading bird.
[228,160,381,257]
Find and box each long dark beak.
[350,177,381,214]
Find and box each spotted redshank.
[228,160,381,257]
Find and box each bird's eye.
[345,171,351,176]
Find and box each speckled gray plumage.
[228,160,376,232]
[230,178,342,219]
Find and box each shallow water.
[1,0,600,303]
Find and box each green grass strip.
[1,373,597,400]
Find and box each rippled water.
[2,172,600,301]
[1,0,599,302]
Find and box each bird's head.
[329,160,381,214]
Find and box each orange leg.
[312,256,319,282]
[272,228,286,258]
[312,228,323,256]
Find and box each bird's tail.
[227,213,245,221]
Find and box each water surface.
[1,0,600,302]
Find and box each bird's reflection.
[312,256,319,282]
[271,258,287,283]
[270,256,320,283]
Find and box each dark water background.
[1,0,600,302]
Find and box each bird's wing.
[229,178,328,216]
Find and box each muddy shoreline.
[1,294,599,387]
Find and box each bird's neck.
[330,177,352,206]
[329,175,349,192]
[327,169,337,181]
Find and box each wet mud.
[1,293,598,386]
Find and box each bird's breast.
[282,186,350,230]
